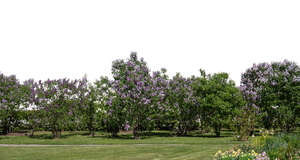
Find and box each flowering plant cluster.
[251,130,299,160]
[214,149,270,160]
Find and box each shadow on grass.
[26,130,237,140]
[86,131,175,140]
[176,130,235,138]
[0,136,9,140]
[28,131,91,139]
[183,134,231,138]
[91,130,233,140]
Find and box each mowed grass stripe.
[0,144,235,160]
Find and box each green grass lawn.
[0,131,245,160]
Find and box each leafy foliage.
[193,71,244,136]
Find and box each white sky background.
[0,0,300,85]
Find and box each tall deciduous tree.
[194,71,243,137]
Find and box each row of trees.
[1,53,299,139]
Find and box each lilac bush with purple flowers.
[94,76,127,137]
[167,73,198,136]
[240,60,300,134]
[0,72,28,134]
[110,53,165,138]
[29,78,87,138]
[73,76,105,137]
[150,68,174,130]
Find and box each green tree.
[194,71,243,137]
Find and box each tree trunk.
[56,130,61,138]
[52,130,61,138]
[30,129,34,137]
[214,124,221,137]
[1,118,10,135]
[52,130,55,137]
[176,121,186,136]
[215,130,221,137]
[90,130,95,137]
[133,126,140,139]
[249,129,254,136]
[88,102,95,137]
[2,125,9,135]
[111,132,118,137]
[88,119,94,137]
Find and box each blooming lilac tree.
[0,73,27,134]
[29,78,87,138]
[78,76,114,137]
[78,83,98,137]
[105,90,127,137]
[167,73,198,136]
[269,60,300,131]
[150,68,173,130]
[110,53,164,138]
[240,60,300,132]
[23,79,41,136]
[240,62,272,133]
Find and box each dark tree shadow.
[86,130,175,140]
[26,129,238,140]
[0,136,9,140]
[28,131,91,139]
